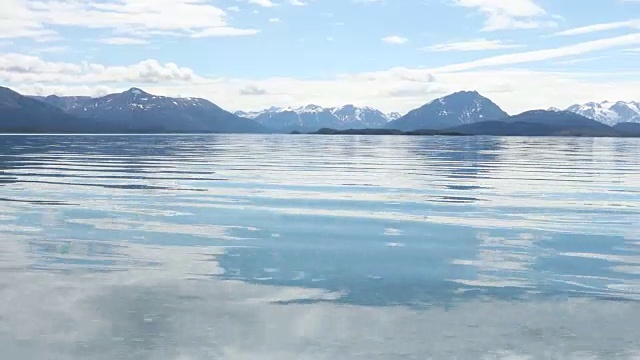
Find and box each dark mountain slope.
[614,122,640,136]
[447,110,619,136]
[0,87,88,133]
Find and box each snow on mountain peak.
[126,87,146,96]
[301,104,323,112]
[566,100,640,125]
[386,112,402,121]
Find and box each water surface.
[1,134,639,359]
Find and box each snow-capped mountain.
[386,91,508,131]
[35,88,266,133]
[36,88,217,114]
[235,104,397,132]
[566,101,640,126]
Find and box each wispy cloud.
[98,37,149,45]
[552,19,640,36]
[422,39,522,52]
[556,55,610,65]
[27,45,70,54]
[430,33,640,72]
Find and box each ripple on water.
[1,134,639,357]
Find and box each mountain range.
[235,105,400,132]
[564,101,640,126]
[1,85,639,136]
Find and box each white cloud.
[0,53,198,84]
[453,0,557,31]
[289,0,306,5]
[382,35,408,45]
[422,39,522,52]
[0,0,259,40]
[0,53,82,76]
[0,0,59,41]
[269,18,281,23]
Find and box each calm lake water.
[1,134,639,359]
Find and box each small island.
[305,128,466,136]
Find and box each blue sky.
[1,0,640,113]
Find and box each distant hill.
[35,88,266,133]
[312,128,405,135]
[0,86,89,133]
[503,110,612,130]
[386,91,508,131]
[614,122,640,136]
[235,104,396,132]
[447,110,620,136]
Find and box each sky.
[1,0,640,114]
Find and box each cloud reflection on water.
[2,231,640,360]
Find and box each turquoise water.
[1,134,639,359]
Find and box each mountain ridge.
[4,85,640,136]
[235,104,397,132]
[447,110,619,137]
[28,87,267,133]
